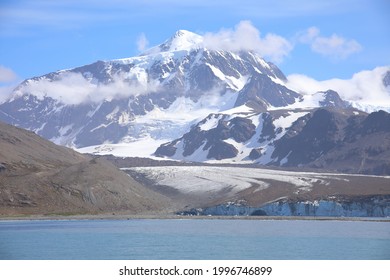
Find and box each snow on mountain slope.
[154,106,312,164]
[1,30,389,171]
[142,30,203,55]
[76,93,237,158]
[0,30,297,152]
[154,102,390,174]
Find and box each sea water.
[0,219,389,260]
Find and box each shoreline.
[1,213,389,222]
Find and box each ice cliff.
[179,196,390,217]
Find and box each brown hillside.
[0,122,172,216]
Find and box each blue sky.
[0,0,389,92]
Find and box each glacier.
[124,166,390,217]
[181,198,390,217]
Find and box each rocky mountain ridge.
[0,30,389,174]
[155,106,390,175]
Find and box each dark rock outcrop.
[155,114,256,160]
[234,72,299,110]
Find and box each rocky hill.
[0,121,172,217]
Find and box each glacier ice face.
[184,198,390,217]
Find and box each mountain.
[0,30,291,148]
[0,30,389,174]
[0,121,172,216]
[154,105,390,174]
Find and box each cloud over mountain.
[16,72,160,105]
[0,65,19,102]
[136,33,149,52]
[0,65,18,83]
[287,66,390,107]
[203,21,293,63]
[163,22,362,63]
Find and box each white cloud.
[286,66,390,108]
[16,72,160,105]
[136,33,149,52]
[0,65,18,83]
[0,85,16,103]
[203,20,293,63]
[0,66,19,103]
[298,27,362,59]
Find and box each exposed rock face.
[234,72,299,110]
[271,108,345,166]
[307,110,390,174]
[155,108,390,175]
[271,109,390,174]
[352,110,390,135]
[249,148,264,160]
[155,114,256,160]
[258,113,277,142]
[319,90,350,108]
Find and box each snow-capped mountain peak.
[1,30,390,173]
[142,30,203,55]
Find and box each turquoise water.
[0,219,389,260]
